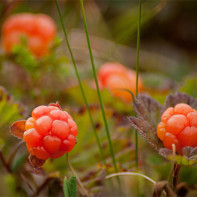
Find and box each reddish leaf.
[10,120,26,139]
[29,155,45,168]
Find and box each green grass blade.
[79,0,118,175]
[135,0,142,170]
[63,176,77,197]
[55,0,106,168]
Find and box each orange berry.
[49,110,69,121]
[33,146,50,160]
[24,128,42,146]
[161,107,174,124]
[51,120,70,139]
[97,62,143,102]
[163,133,181,153]
[32,105,50,119]
[2,13,56,57]
[25,117,35,130]
[178,127,197,147]
[60,135,76,152]
[23,103,78,160]
[26,144,34,155]
[166,114,189,136]
[157,122,166,140]
[68,119,78,137]
[43,135,61,153]
[98,62,127,86]
[174,103,193,115]
[35,116,52,136]
[157,103,197,153]
[187,112,197,127]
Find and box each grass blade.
[135,0,142,169]
[55,0,106,168]
[79,0,118,175]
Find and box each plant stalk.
[79,0,118,176]
[135,0,142,170]
[55,0,106,168]
[172,163,181,191]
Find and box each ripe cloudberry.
[23,104,78,160]
[157,103,197,153]
[97,62,143,102]
[2,13,56,57]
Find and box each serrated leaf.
[129,92,197,165]
[165,92,197,109]
[128,94,164,151]
[63,176,77,197]
[10,120,26,139]
[29,155,45,168]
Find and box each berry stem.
[79,0,119,176]
[135,0,142,170]
[172,163,181,191]
[55,0,107,168]
[66,154,90,197]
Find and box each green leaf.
[63,176,77,197]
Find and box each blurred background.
[0,0,197,196]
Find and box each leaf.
[165,92,197,109]
[128,94,164,151]
[63,176,77,197]
[10,120,26,139]
[29,155,45,169]
[129,92,197,165]
[159,147,197,166]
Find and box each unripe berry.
[23,104,78,160]
[157,103,197,153]
[2,13,56,57]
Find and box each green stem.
[55,0,106,168]
[79,0,118,175]
[135,0,142,170]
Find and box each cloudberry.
[23,104,78,160]
[2,13,56,57]
[157,103,197,153]
[97,62,143,102]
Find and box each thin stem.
[66,154,90,197]
[55,0,106,168]
[135,0,142,170]
[106,172,156,185]
[0,150,11,173]
[79,0,118,175]
[8,140,24,165]
[172,163,181,191]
